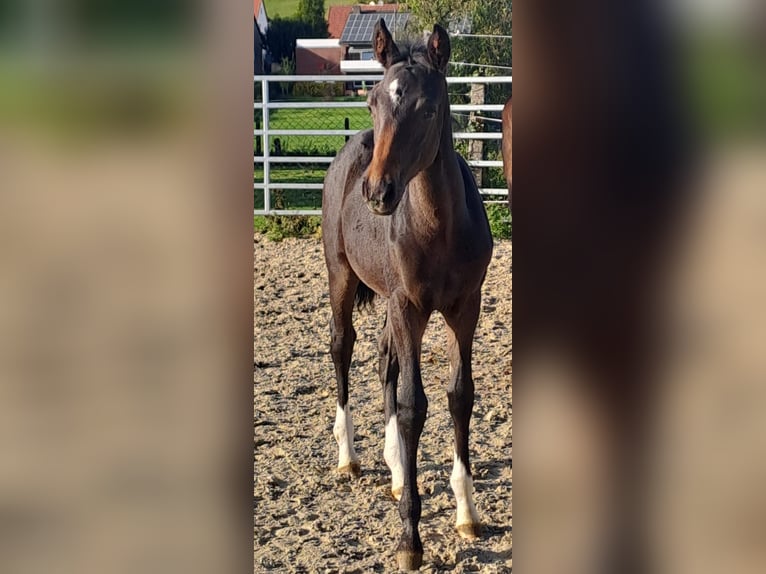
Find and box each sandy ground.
[254,236,512,573]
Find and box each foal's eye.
[423,109,436,120]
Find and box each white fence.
[254,74,511,216]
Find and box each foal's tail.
[355,281,376,311]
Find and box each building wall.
[296,47,342,75]
[255,3,268,36]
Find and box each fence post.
[469,82,485,186]
[344,117,350,143]
[262,77,270,214]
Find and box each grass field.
[254,101,371,210]
[254,104,371,155]
[266,0,358,19]
[254,167,324,211]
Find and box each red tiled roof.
[360,4,401,12]
[328,4,403,39]
[328,6,353,39]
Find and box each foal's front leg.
[388,290,430,571]
[328,269,360,477]
[444,291,483,539]
[378,313,404,500]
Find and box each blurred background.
[0,2,253,574]
[514,0,765,573]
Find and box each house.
[327,5,355,40]
[339,5,410,79]
[254,0,268,37]
[295,4,349,76]
[296,4,410,83]
[328,3,403,40]
[254,0,269,74]
[296,39,342,75]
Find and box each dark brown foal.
[321,20,493,571]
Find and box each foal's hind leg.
[443,291,483,539]
[378,312,403,500]
[328,265,360,476]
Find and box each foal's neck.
[407,117,465,235]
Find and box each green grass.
[253,165,325,211]
[254,204,511,241]
[254,101,371,210]
[269,105,371,131]
[486,204,512,240]
[254,167,326,183]
[254,214,322,241]
[255,104,371,155]
[255,186,322,211]
[265,0,299,18]
[267,0,357,19]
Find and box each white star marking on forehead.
[388,79,401,108]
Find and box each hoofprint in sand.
[255,236,511,573]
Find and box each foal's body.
[324,132,491,310]
[322,21,493,571]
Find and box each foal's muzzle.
[362,176,399,215]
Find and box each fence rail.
[254,74,511,216]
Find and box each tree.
[278,57,295,96]
[266,17,317,64]
[405,0,512,78]
[266,0,328,67]
[405,0,511,190]
[296,0,328,37]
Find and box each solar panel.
[340,12,411,46]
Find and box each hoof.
[391,486,402,501]
[396,550,423,571]
[456,522,483,539]
[337,461,361,477]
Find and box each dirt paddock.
[254,236,512,573]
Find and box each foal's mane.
[390,40,435,71]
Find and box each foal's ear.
[373,18,400,69]
[426,24,451,73]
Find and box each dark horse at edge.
[321,20,493,571]
[502,96,512,209]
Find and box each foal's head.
[361,20,452,215]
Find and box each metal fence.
[254,74,511,216]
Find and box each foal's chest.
[391,240,487,310]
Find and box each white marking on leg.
[450,452,480,530]
[333,403,359,470]
[388,79,401,108]
[384,415,404,498]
